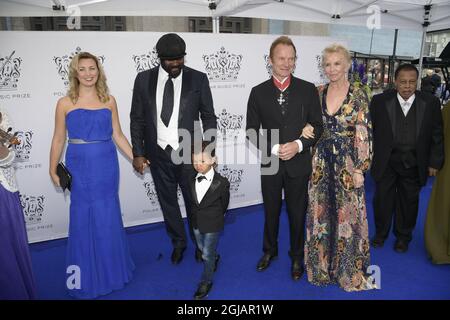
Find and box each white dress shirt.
[195,167,214,203]
[397,93,416,117]
[156,66,183,150]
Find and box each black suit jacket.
[190,172,230,233]
[246,77,323,177]
[370,89,444,185]
[130,66,217,163]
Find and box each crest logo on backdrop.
[217,108,243,141]
[0,51,22,91]
[218,165,243,193]
[132,47,160,73]
[15,130,33,161]
[53,47,105,87]
[20,194,45,225]
[143,181,183,209]
[203,47,243,82]
[143,181,159,206]
[316,54,327,84]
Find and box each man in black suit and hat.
[130,33,217,264]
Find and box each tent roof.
[1,0,449,32]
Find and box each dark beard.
[161,61,184,78]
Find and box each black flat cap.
[156,33,186,60]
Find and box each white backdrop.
[0,31,342,243]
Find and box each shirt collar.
[196,167,214,181]
[397,92,415,105]
[273,75,290,85]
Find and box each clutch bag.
[56,162,72,191]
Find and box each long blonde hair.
[67,52,110,104]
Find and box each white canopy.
[1,0,449,78]
[1,0,449,32]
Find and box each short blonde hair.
[322,43,351,68]
[67,52,110,104]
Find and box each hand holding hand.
[133,156,150,175]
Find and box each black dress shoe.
[394,240,409,253]
[256,254,277,272]
[171,247,185,265]
[194,282,212,300]
[370,237,385,248]
[291,260,304,281]
[195,248,203,263]
[214,255,220,272]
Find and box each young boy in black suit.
[190,140,230,300]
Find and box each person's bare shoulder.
[56,96,73,115]
[108,95,117,104]
[106,95,117,111]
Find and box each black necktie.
[197,175,207,183]
[161,76,174,127]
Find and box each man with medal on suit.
[246,36,323,280]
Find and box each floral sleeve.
[353,87,372,173]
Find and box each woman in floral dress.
[303,44,375,291]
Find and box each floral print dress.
[304,82,375,292]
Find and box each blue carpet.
[29,175,450,300]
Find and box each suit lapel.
[385,95,397,138]
[178,68,192,127]
[199,173,221,206]
[267,81,283,122]
[190,176,200,206]
[286,77,301,119]
[149,68,158,128]
[415,93,426,140]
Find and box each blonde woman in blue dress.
[49,52,135,299]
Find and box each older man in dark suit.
[370,64,444,253]
[130,33,217,264]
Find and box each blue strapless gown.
[65,108,134,299]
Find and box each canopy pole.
[212,16,220,33]
[418,4,432,89]
[418,27,427,89]
[388,29,398,86]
